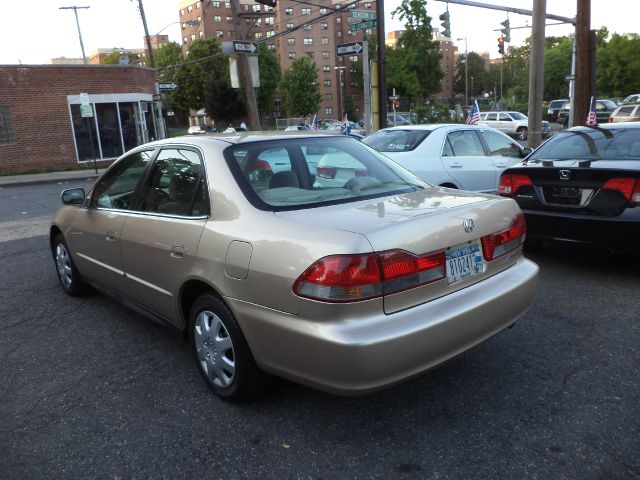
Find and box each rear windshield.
[225,136,425,210]
[528,128,640,161]
[362,129,431,152]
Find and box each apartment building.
[177,0,376,120]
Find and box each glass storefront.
[69,96,164,163]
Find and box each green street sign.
[349,9,376,20]
[349,19,377,32]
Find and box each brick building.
[0,65,162,175]
[177,0,376,120]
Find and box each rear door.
[478,129,524,190]
[440,129,496,192]
[119,147,209,327]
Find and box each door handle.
[449,163,463,169]
[170,245,188,258]
[105,230,118,242]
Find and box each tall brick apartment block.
[177,0,376,120]
[0,65,161,175]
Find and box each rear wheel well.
[180,280,223,337]
[439,183,458,189]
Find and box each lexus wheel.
[190,293,268,401]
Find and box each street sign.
[337,42,364,57]
[79,92,93,118]
[348,19,377,33]
[232,40,258,54]
[158,82,178,91]
[349,9,376,20]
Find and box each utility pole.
[375,0,387,129]
[574,0,591,128]
[231,0,261,130]
[134,0,155,68]
[527,0,545,148]
[59,6,89,64]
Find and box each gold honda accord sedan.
[51,132,538,401]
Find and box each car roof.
[566,122,640,131]
[144,130,345,148]
[376,123,473,132]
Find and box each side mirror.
[61,188,86,205]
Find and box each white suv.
[479,111,549,141]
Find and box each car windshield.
[528,127,640,161]
[362,129,431,152]
[509,112,527,120]
[600,100,617,110]
[225,136,425,210]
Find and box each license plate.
[446,242,483,285]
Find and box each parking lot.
[1,181,638,479]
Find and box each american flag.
[310,114,319,130]
[586,96,598,126]
[340,113,351,135]
[466,100,480,125]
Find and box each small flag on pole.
[586,96,598,126]
[466,100,480,125]
[340,113,351,135]
[310,114,319,130]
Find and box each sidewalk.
[0,168,106,187]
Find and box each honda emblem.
[463,218,475,233]
[559,169,571,180]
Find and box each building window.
[266,31,274,38]
[226,16,233,21]
[323,65,330,72]
[252,4,261,12]
[288,52,296,59]
[196,1,200,8]
[324,93,333,101]
[349,30,356,36]
[320,22,328,30]
[366,29,373,35]
[212,1,220,6]
[287,38,295,45]
[303,23,312,30]
[319,8,327,14]
[0,107,15,144]
[350,55,358,62]
[187,5,193,13]
[191,34,196,40]
[324,80,332,86]
[336,17,341,23]
[303,38,313,45]
[322,51,330,58]
[285,7,293,14]
[227,31,233,38]
[265,16,274,25]
[325,107,333,115]
[180,9,184,15]
[225,1,230,7]
[214,15,221,22]
[321,37,329,45]
[306,52,314,59]
[183,37,188,43]
[286,22,294,29]
[216,30,223,38]
[268,44,276,51]
[302,8,311,15]
[254,32,263,40]
[255,18,262,26]
[337,31,342,37]
[199,31,204,37]
[365,2,371,8]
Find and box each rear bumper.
[228,257,539,396]
[523,208,640,253]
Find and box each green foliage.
[280,56,322,117]
[155,42,187,110]
[256,44,282,117]
[543,36,572,100]
[597,32,640,97]
[390,0,443,101]
[183,38,227,110]
[453,52,487,99]
[102,51,122,65]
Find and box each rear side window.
[362,129,430,152]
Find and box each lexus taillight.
[481,213,527,261]
[293,249,446,303]
[603,177,640,204]
[498,174,533,196]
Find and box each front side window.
[444,130,485,157]
[92,150,154,210]
[480,130,521,158]
[139,148,209,216]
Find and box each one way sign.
[336,41,364,57]
[233,40,258,54]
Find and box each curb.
[0,170,105,188]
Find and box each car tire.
[52,234,90,296]
[189,293,268,401]
[517,127,528,141]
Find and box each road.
[1,181,639,479]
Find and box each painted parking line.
[0,215,51,243]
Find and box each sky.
[0,0,637,65]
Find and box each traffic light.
[439,11,451,38]
[497,36,505,55]
[501,19,511,42]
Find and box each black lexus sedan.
[497,123,640,253]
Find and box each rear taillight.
[498,174,533,196]
[293,249,446,302]
[317,166,337,179]
[602,177,640,204]
[481,213,527,261]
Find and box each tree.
[156,42,188,110]
[256,44,281,118]
[182,37,227,110]
[102,50,122,65]
[543,36,572,100]
[597,32,640,97]
[280,56,322,117]
[453,52,486,98]
[391,0,443,100]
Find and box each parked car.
[363,124,530,194]
[51,132,538,401]
[187,124,217,134]
[387,113,411,127]
[284,125,309,131]
[547,99,568,122]
[608,103,640,123]
[478,111,550,140]
[556,99,617,127]
[497,123,640,253]
[620,93,640,105]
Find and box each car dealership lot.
[1,181,639,479]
